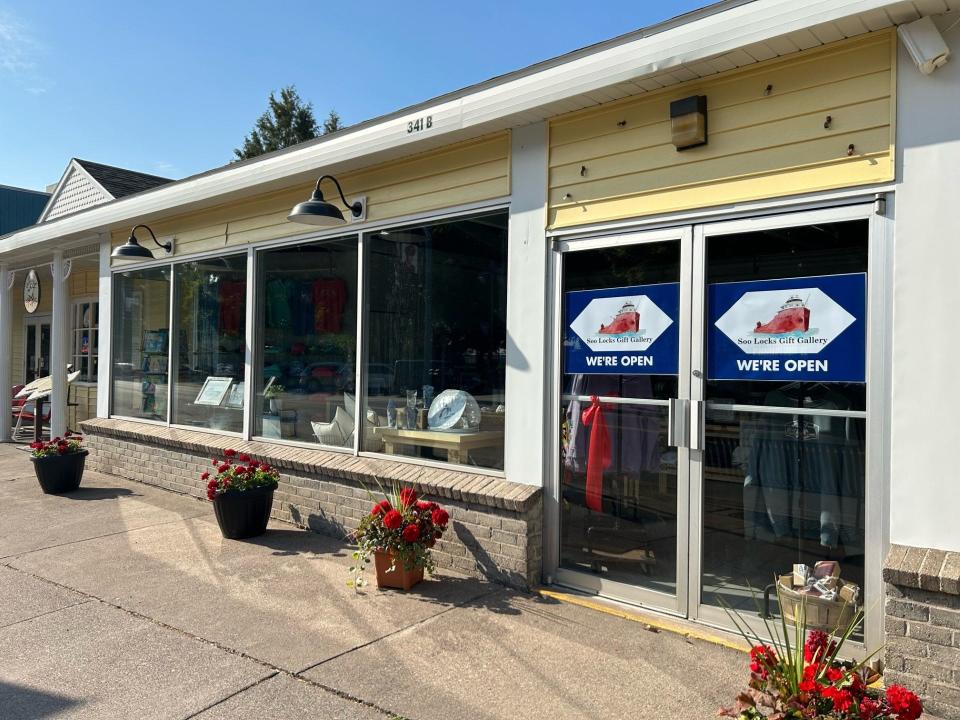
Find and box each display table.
[373,427,504,465]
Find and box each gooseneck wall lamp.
[111,224,173,260]
[288,174,365,226]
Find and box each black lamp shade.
[111,236,155,259]
[287,189,347,226]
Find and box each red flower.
[859,697,882,719]
[399,487,418,506]
[804,630,829,663]
[239,453,251,462]
[234,466,247,475]
[206,488,216,500]
[799,664,821,694]
[371,500,390,516]
[402,524,421,542]
[212,458,219,466]
[224,449,237,457]
[749,645,776,680]
[382,509,403,529]
[415,501,432,511]
[822,686,854,714]
[206,479,217,489]
[217,464,230,474]
[201,471,210,481]
[431,508,449,527]
[825,666,844,684]
[247,460,259,470]
[886,685,923,720]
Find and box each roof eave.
[0,0,920,257]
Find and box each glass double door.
[24,316,52,383]
[555,209,871,631]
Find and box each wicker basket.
[776,574,857,632]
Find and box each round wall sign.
[23,269,40,313]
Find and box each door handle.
[667,398,689,448]
[689,399,705,451]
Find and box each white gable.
[39,161,112,222]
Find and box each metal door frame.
[547,225,693,616]
[546,201,888,652]
[689,202,884,652]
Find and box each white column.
[50,251,69,437]
[503,122,549,486]
[0,264,12,441]
[96,235,112,418]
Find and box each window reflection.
[171,256,247,432]
[254,237,358,446]
[363,213,507,470]
[111,268,170,421]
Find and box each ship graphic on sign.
[754,294,811,335]
[598,301,644,336]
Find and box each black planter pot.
[31,450,88,494]
[211,484,276,539]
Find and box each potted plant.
[719,586,924,720]
[29,432,87,494]
[203,450,279,539]
[264,384,285,413]
[348,485,450,590]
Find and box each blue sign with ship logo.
[564,283,679,375]
[708,273,866,382]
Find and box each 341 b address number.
[407,116,433,134]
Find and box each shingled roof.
[73,159,172,199]
[37,158,175,223]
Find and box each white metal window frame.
[70,296,98,384]
[544,194,893,654]
[106,197,512,478]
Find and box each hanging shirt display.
[313,278,347,333]
[740,386,865,552]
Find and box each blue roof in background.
[0,186,49,235]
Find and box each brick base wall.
[81,418,542,590]
[884,544,960,720]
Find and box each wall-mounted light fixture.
[111,224,173,260]
[670,95,708,150]
[288,174,365,226]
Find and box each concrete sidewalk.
[0,443,744,719]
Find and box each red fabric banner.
[580,395,611,512]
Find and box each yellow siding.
[548,31,895,228]
[110,133,511,260]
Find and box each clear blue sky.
[1,0,705,192]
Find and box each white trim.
[504,122,549,487]
[0,0,908,256]
[0,264,11,441]
[36,160,114,224]
[96,235,112,418]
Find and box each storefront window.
[71,299,98,382]
[111,267,170,421]
[171,256,247,432]
[363,212,507,470]
[254,237,358,445]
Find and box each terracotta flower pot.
[31,451,87,494]
[211,485,275,539]
[374,550,424,590]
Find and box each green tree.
[322,109,343,135]
[234,86,321,161]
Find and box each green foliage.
[322,109,343,135]
[234,86,344,161]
